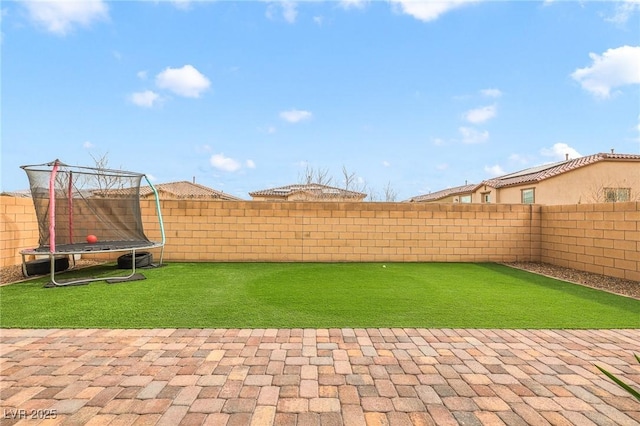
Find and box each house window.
[521,188,535,204]
[481,192,490,203]
[460,195,472,203]
[604,188,630,202]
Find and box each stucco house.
[249,184,367,202]
[407,152,640,205]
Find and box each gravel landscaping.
[1,260,638,300]
[503,262,639,300]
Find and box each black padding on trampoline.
[32,241,154,253]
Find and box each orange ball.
[86,234,98,244]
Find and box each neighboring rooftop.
[483,152,640,189]
[406,152,640,203]
[406,184,477,203]
[249,184,367,200]
[141,181,244,200]
[0,189,32,198]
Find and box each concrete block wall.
[140,201,540,263]
[0,196,40,267]
[540,202,640,281]
[1,195,637,282]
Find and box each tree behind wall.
[580,175,640,203]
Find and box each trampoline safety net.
[21,159,158,253]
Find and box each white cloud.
[606,0,640,24]
[633,114,640,142]
[259,125,277,134]
[83,141,94,149]
[171,0,191,10]
[266,1,298,23]
[571,45,640,98]
[0,8,6,43]
[313,16,324,26]
[246,159,256,169]
[148,0,192,10]
[432,137,445,146]
[340,0,368,9]
[459,127,489,144]
[382,160,391,167]
[156,65,211,98]
[540,143,582,161]
[481,88,502,98]
[23,0,108,35]
[281,1,297,23]
[464,104,496,124]
[508,153,530,165]
[389,0,481,22]
[210,153,241,172]
[129,90,161,108]
[484,165,505,177]
[137,71,148,80]
[280,109,312,123]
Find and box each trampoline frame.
[19,161,166,286]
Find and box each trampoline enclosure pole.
[49,161,59,253]
[145,175,166,262]
[69,171,74,244]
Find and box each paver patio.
[1,328,639,425]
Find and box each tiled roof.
[483,153,640,188]
[405,184,477,202]
[404,152,640,202]
[249,183,367,199]
[141,181,244,200]
[0,190,33,198]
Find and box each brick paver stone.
[0,328,638,425]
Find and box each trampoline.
[19,159,165,286]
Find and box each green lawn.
[1,262,638,329]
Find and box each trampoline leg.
[50,255,56,284]
[21,253,28,278]
[42,247,151,287]
[131,249,137,275]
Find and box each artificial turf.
[0,262,638,329]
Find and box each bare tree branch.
[342,165,357,191]
[298,164,333,186]
[383,181,398,202]
[580,174,639,203]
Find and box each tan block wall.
[540,202,640,281]
[0,196,39,268]
[140,200,540,263]
[2,195,638,282]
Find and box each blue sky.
[2,0,639,201]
